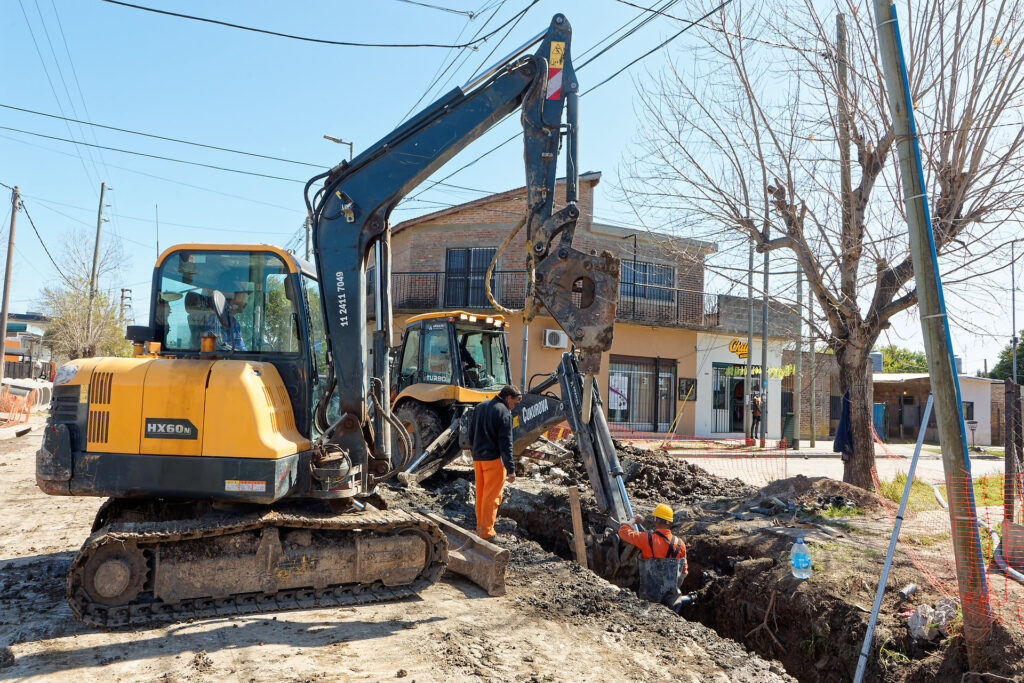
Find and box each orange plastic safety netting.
[542,423,788,488]
[870,462,1024,637]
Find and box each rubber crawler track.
[67,507,448,628]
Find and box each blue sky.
[2,1,672,315]
[1,0,1014,373]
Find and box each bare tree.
[41,230,130,362]
[621,0,1024,488]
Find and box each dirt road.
[0,431,791,682]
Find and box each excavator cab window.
[393,326,421,394]
[420,324,453,384]
[457,326,510,390]
[157,250,300,354]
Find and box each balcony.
[369,271,722,329]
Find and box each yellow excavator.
[36,14,634,628]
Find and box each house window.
[621,261,674,302]
[444,248,496,308]
[963,401,975,421]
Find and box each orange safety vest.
[619,526,686,560]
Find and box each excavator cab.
[390,311,511,460]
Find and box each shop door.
[608,357,676,432]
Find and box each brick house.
[384,172,798,437]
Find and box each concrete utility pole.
[745,242,754,438]
[304,217,312,262]
[0,186,18,389]
[809,286,816,447]
[794,265,803,448]
[1013,241,1018,384]
[120,289,132,322]
[760,241,768,447]
[85,182,107,355]
[871,0,991,655]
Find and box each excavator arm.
[306,14,618,496]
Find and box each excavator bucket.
[421,511,509,596]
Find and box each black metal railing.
[372,270,722,329]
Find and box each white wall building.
[695,331,786,439]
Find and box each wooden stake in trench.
[567,486,588,570]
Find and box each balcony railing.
[369,270,721,329]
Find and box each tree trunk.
[837,346,876,488]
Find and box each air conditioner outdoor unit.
[543,329,569,349]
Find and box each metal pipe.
[565,90,579,203]
[854,394,933,683]
[461,28,547,92]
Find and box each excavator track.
[68,504,447,628]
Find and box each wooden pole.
[0,186,18,390]
[567,486,588,569]
[870,0,991,654]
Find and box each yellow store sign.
[728,339,749,359]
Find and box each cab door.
[393,324,422,395]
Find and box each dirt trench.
[442,447,1024,683]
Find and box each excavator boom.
[306,14,619,496]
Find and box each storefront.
[695,332,785,438]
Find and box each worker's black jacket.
[471,396,515,473]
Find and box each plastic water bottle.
[790,536,812,579]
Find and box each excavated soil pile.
[550,438,755,504]
[754,475,885,512]
[384,472,796,682]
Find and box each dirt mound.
[756,475,885,512]
[554,438,754,505]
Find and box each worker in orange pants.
[470,385,521,539]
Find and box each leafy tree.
[878,345,929,373]
[988,334,1024,381]
[40,230,131,362]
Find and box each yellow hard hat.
[652,504,673,523]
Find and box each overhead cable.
[16,200,73,285]
[0,103,325,168]
[0,125,304,183]
[101,0,538,49]
[393,0,476,17]
[585,0,734,94]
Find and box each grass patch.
[935,473,1004,509]
[877,472,942,511]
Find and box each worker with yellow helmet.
[616,503,689,612]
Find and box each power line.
[0,125,305,183]
[584,0,734,95]
[16,199,72,285]
[17,0,97,189]
[0,134,301,212]
[101,0,538,49]
[0,103,326,168]
[392,0,476,17]
[577,0,682,69]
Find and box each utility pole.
[760,241,768,447]
[304,217,312,261]
[809,286,816,447]
[323,135,354,161]
[0,186,18,389]
[871,0,991,657]
[794,265,803,449]
[745,242,754,439]
[85,182,107,356]
[120,288,132,322]
[1013,240,1018,384]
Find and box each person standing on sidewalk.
[750,391,762,436]
[471,385,522,539]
